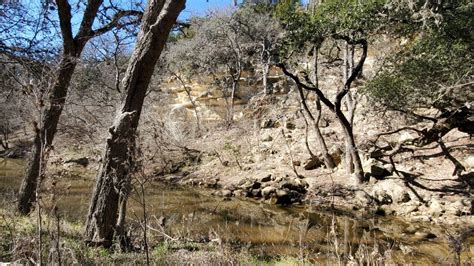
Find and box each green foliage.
[153,242,170,258]
[364,3,474,111]
[312,0,387,36]
[275,0,391,58]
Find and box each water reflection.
[0,158,472,264]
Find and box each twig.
[281,128,300,177]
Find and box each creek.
[0,158,472,264]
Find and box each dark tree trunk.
[17,130,42,214]
[277,36,367,183]
[85,0,186,247]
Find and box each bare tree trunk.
[18,54,79,214]
[17,130,42,214]
[342,42,356,173]
[85,0,185,247]
[312,45,334,168]
[17,0,140,215]
[336,110,363,180]
[173,72,201,132]
[229,74,240,125]
[278,36,367,183]
[314,98,335,168]
[300,108,315,158]
[262,38,271,95]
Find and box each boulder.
[371,179,411,204]
[464,155,474,170]
[259,174,272,183]
[65,157,89,167]
[285,121,296,130]
[262,186,276,199]
[251,189,262,198]
[221,189,232,197]
[368,148,384,159]
[329,146,343,166]
[370,163,392,179]
[261,135,273,142]
[428,198,444,218]
[304,157,324,170]
[233,189,245,197]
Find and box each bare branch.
[88,10,143,39]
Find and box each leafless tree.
[15,0,142,215]
[85,0,186,247]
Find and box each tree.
[276,0,391,182]
[363,1,473,175]
[232,5,282,95]
[15,0,141,215]
[85,0,186,247]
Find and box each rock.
[414,231,437,240]
[369,176,378,184]
[371,179,411,204]
[262,186,276,199]
[321,128,336,136]
[354,190,371,205]
[370,163,391,179]
[239,180,254,190]
[221,189,232,197]
[261,135,273,142]
[285,121,296,130]
[329,146,343,166]
[65,157,89,167]
[368,147,384,159]
[304,157,324,170]
[276,189,289,198]
[259,174,272,183]
[398,202,419,215]
[383,164,394,174]
[252,181,261,189]
[428,198,444,218]
[260,119,280,129]
[293,160,301,166]
[410,215,431,222]
[233,189,245,197]
[399,132,416,142]
[464,155,474,170]
[251,189,262,198]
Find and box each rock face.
[222,174,309,205]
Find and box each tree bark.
[85,0,185,247]
[16,0,141,215]
[17,54,79,214]
[262,38,271,95]
[342,42,356,173]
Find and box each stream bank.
[1,158,473,264]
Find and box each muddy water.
[0,158,472,264]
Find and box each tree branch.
[333,35,368,109]
[55,0,74,51]
[88,10,143,39]
[277,63,335,110]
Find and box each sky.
[180,0,309,19]
[180,0,235,19]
